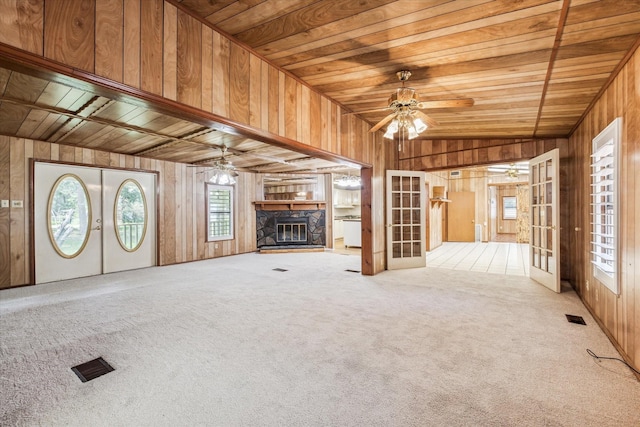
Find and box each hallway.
[426,241,530,277]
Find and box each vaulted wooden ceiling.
[1,0,639,171]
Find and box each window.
[591,117,621,294]
[115,179,147,251]
[207,184,234,241]
[47,174,91,258]
[502,196,517,220]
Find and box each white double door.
[34,163,156,284]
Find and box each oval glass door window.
[115,179,147,251]
[47,174,92,258]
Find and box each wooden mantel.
[253,201,327,211]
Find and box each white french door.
[386,170,426,269]
[102,169,156,274]
[35,163,103,283]
[34,163,156,284]
[529,149,560,292]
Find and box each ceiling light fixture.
[505,163,519,179]
[382,71,430,141]
[209,144,238,185]
[334,173,361,188]
[383,109,428,140]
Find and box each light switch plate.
[1,200,9,208]
[11,200,23,208]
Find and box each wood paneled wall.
[0,0,374,166]
[363,131,394,275]
[424,171,448,251]
[0,135,258,288]
[566,46,640,372]
[398,138,567,171]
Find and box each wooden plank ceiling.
[1,0,639,170]
[0,67,347,174]
[180,0,640,138]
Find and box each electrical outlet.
[585,280,589,291]
[11,200,23,208]
[214,243,219,249]
[0,200,8,208]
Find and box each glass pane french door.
[529,149,560,292]
[386,170,426,270]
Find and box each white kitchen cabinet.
[334,219,344,239]
[333,188,360,208]
[343,220,361,247]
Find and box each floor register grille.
[71,357,115,382]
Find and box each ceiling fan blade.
[417,98,474,109]
[369,112,397,133]
[343,107,392,116]
[414,110,439,127]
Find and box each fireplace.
[255,203,326,248]
[276,217,309,245]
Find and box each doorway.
[34,162,157,284]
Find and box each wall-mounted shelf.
[254,201,326,211]
[431,186,449,205]
[430,198,451,205]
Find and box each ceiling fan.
[348,70,474,139]
[208,144,239,185]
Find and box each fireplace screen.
[277,221,308,243]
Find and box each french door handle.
[92,225,101,231]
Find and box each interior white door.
[386,170,426,269]
[102,170,156,273]
[35,163,103,283]
[529,148,561,292]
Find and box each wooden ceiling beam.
[533,0,571,138]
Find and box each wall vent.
[449,170,461,178]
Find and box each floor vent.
[72,357,115,382]
[566,314,586,325]
[272,268,288,272]
[345,269,361,273]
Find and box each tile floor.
[331,239,530,277]
[426,241,530,276]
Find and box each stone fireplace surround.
[256,209,326,248]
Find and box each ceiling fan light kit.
[208,144,238,185]
[362,70,473,140]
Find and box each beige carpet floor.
[1,251,639,426]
